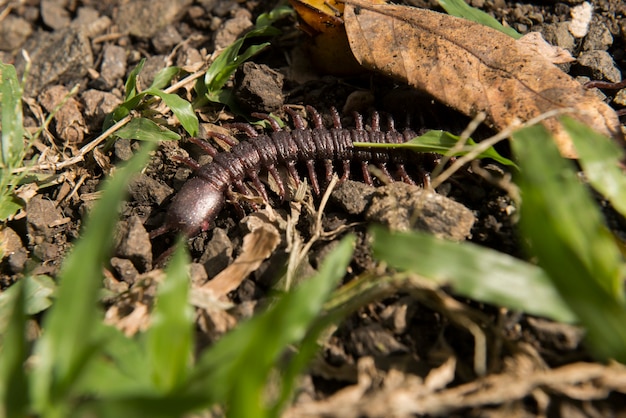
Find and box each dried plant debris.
[342,0,623,158]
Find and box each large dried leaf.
[343,0,623,157]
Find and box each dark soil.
[2,0,626,416]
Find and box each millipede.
[150,105,440,241]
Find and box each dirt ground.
[2,0,626,416]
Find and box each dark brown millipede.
[150,105,437,241]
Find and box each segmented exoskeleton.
[151,106,435,239]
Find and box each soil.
[2,0,626,416]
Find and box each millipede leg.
[306,105,324,129]
[361,161,373,185]
[267,165,286,200]
[285,107,306,130]
[172,155,202,171]
[188,137,218,156]
[225,122,259,138]
[330,107,342,129]
[305,160,321,195]
[252,112,282,132]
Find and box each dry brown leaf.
[516,32,575,65]
[202,223,280,298]
[288,0,362,74]
[343,0,623,158]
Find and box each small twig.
[11,67,207,174]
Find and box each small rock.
[582,21,613,51]
[200,228,233,277]
[0,227,28,274]
[114,138,134,161]
[26,195,65,240]
[152,25,183,54]
[99,44,128,89]
[614,89,626,107]
[213,8,253,50]
[115,216,152,271]
[81,89,122,130]
[0,15,33,51]
[41,0,71,30]
[576,50,622,82]
[331,180,377,215]
[365,183,475,241]
[128,174,174,206]
[18,27,93,96]
[114,0,193,38]
[110,257,140,284]
[235,62,285,113]
[40,85,88,144]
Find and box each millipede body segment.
[152,106,433,239]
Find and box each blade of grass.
[114,117,180,141]
[437,0,521,39]
[186,235,355,416]
[0,280,29,418]
[30,143,155,414]
[0,62,28,220]
[370,225,576,323]
[512,124,626,362]
[0,63,25,167]
[355,130,517,168]
[562,116,626,219]
[143,88,198,136]
[147,240,193,392]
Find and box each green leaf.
[205,39,272,100]
[124,59,146,100]
[370,226,576,323]
[255,4,294,28]
[562,116,626,219]
[512,123,626,362]
[150,66,181,91]
[0,193,23,221]
[187,235,355,416]
[147,241,193,392]
[143,88,198,136]
[30,143,155,414]
[437,0,521,39]
[0,63,25,168]
[0,280,29,418]
[115,117,180,141]
[355,130,517,168]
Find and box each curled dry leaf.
[342,0,623,158]
[202,223,281,299]
[288,0,362,74]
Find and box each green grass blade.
[30,144,155,414]
[149,66,181,91]
[0,275,56,332]
[370,226,576,323]
[205,39,272,100]
[437,0,521,39]
[143,88,198,136]
[147,241,193,392]
[124,59,145,100]
[512,124,626,361]
[0,63,25,168]
[187,235,355,416]
[356,130,517,168]
[114,117,180,141]
[561,116,626,219]
[0,280,29,418]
